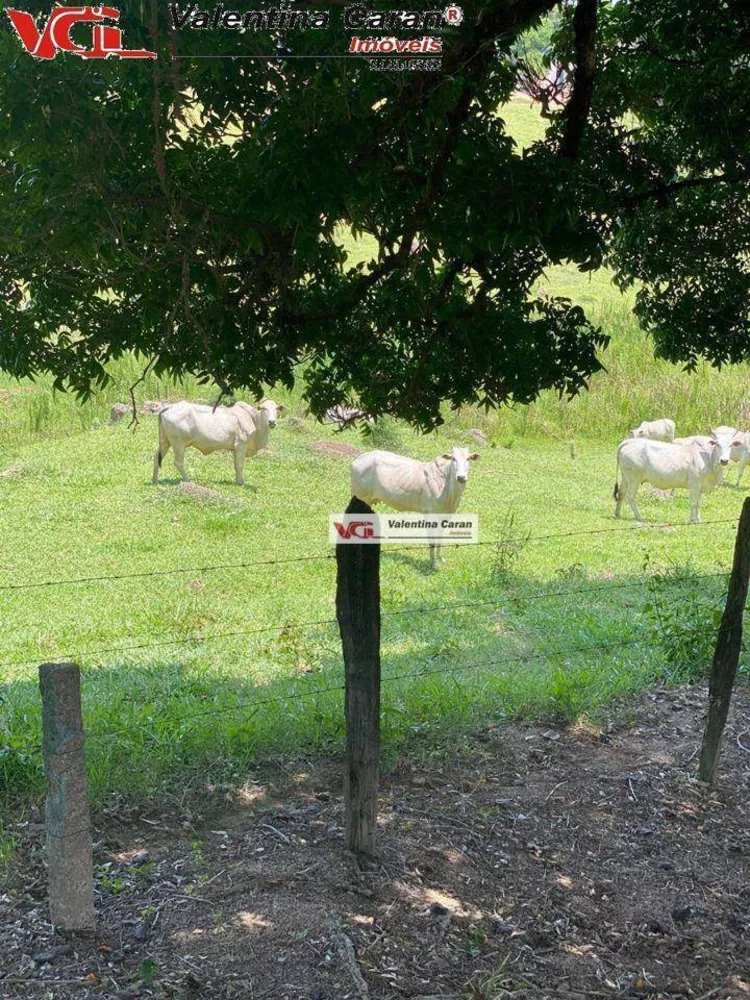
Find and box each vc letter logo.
[333,520,381,540]
[6,6,157,60]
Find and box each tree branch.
[623,171,746,208]
[349,0,559,174]
[559,0,599,159]
[281,0,559,330]
[615,42,705,68]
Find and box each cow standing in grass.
[630,418,676,441]
[153,400,283,486]
[674,427,738,486]
[725,430,750,486]
[350,447,479,570]
[614,428,736,523]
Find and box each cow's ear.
[469,453,480,461]
[442,453,452,460]
[733,440,743,448]
[278,404,287,414]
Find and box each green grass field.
[1,96,748,811]
[0,410,741,806]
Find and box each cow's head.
[441,447,480,485]
[259,400,286,428]
[709,427,734,466]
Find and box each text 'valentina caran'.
[170,5,448,31]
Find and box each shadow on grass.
[0,565,733,810]
[383,549,436,576]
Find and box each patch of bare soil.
[3,685,750,999]
[0,386,41,403]
[0,464,24,478]
[176,482,232,506]
[309,440,362,458]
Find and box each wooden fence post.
[698,497,750,784]
[336,497,381,855]
[39,663,96,933]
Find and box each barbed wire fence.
[0,515,742,753]
[2,505,749,930]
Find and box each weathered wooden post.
[698,498,750,784]
[39,663,96,932]
[336,497,381,855]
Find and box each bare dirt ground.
[2,684,750,1000]
[309,441,362,458]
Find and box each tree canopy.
[0,0,748,428]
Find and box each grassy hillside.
[0,410,740,804]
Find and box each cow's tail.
[156,412,164,468]
[153,412,168,484]
[614,443,622,500]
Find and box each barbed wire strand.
[0,570,730,672]
[5,618,745,758]
[0,517,739,594]
[0,552,336,593]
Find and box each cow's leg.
[172,442,190,482]
[233,443,247,486]
[614,490,623,518]
[689,484,701,522]
[152,441,169,485]
[626,484,643,521]
[737,456,748,487]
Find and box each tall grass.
[451,300,750,444]
[0,358,308,457]
[4,299,750,457]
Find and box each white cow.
[153,400,283,486]
[630,418,676,442]
[674,428,737,486]
[727,430,750,486]
[676,427,736,447]
[350,446,479,570]
[614,428,735,523]
[673,435,711,446]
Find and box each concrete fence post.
[39,663,96,933]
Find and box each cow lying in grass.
[153,400,283,486]
[614,428,736,523]
[630,418,676,442]
[350,446,479,570]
